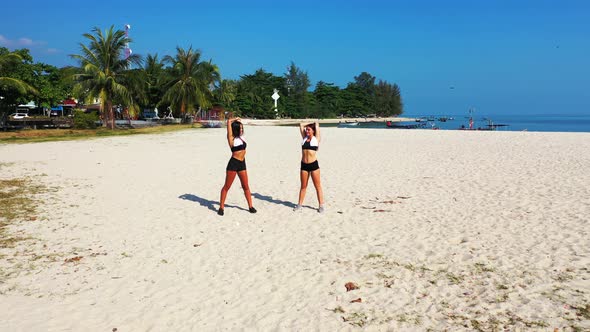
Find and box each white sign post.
[272,89,280,119]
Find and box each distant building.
[197,106,225,121]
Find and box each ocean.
[335,113,590,133]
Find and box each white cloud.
[0,34,11,46]
[0,35,60,57]
[0,35,46,48]
[18,38,34,46]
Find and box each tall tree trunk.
[107,101,114,129]
[101,102,107,128]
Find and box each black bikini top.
[231,137,247,152]
[302,136,318,151]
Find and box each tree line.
[1,25,403,128]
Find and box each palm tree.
[143,53,166,109]
[70,25,142,129]
[0,52,38,120]
[0,52,38,96]
[213,79,237,109]
[161,46,220,120]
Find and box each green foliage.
[341,83,369,117]
[313,81,341,118]
[70,25,142,129]
[143,53,166,109]
[30,63,70,107]
[283,62,311,118]
[3,39,406,123]
[72,109,99,129]
[0,48,39,114]
[212,79,238,113]
[235,69,285,119]
[161,46,220,118]
[375,81,403,117]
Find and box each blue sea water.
[337,113,590,133]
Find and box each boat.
[338,121,360,127]
[386,121,427,129]
[458,112,509,131]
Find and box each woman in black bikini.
[295,121,325,213]
[218,117,256,216]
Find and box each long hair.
[305,123,316,136]
[231,121,242,137]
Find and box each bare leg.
[237,170,254,209]
[298,170,310,206]
[310,169,324,207]
[219,171,237,211]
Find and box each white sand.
[1,127,589,331]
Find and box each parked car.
[9,113,30,119]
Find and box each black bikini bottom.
[301,160,319,172]
[226,157,246,172]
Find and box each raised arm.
[315,121,321,142]
[299,122,306,138]
[226,117,240,148]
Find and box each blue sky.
[1,0,589,116]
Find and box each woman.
[218,117,257,216]
[295,121,325,213]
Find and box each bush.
[73,110,99,129]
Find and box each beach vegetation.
[0,124,199,143]
[445,272,463,284]
[0,48,39,119]
[2,27,405,132]
[402,263,417,272]
[332,253,590,330]
[364,253,383,259]
[70,25,142,129]
[336,72,403,118]
[554,270,574,282]
[396,312,422,325]
[72,109,99,129]
[313,81,342,118]
[329,306,345,313]
[0,177,46,248]
[496,283,509,290]
[213,79,238,114]
[505,311,549,328]
[161,46,220,120]
[495,292,509,303]
[0,50,37,95]
[474,262,495,273]
[282,62,311,117]
[342,312,368,327]
[235,69,285,119]
[571,303,590,320]
[463,317,502,332]
[140,53,167,110]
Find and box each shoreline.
[240,117,415,126]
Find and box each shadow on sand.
[178,194,247,213]
[252,192,297,209]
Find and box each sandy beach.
[1,126,589,331]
